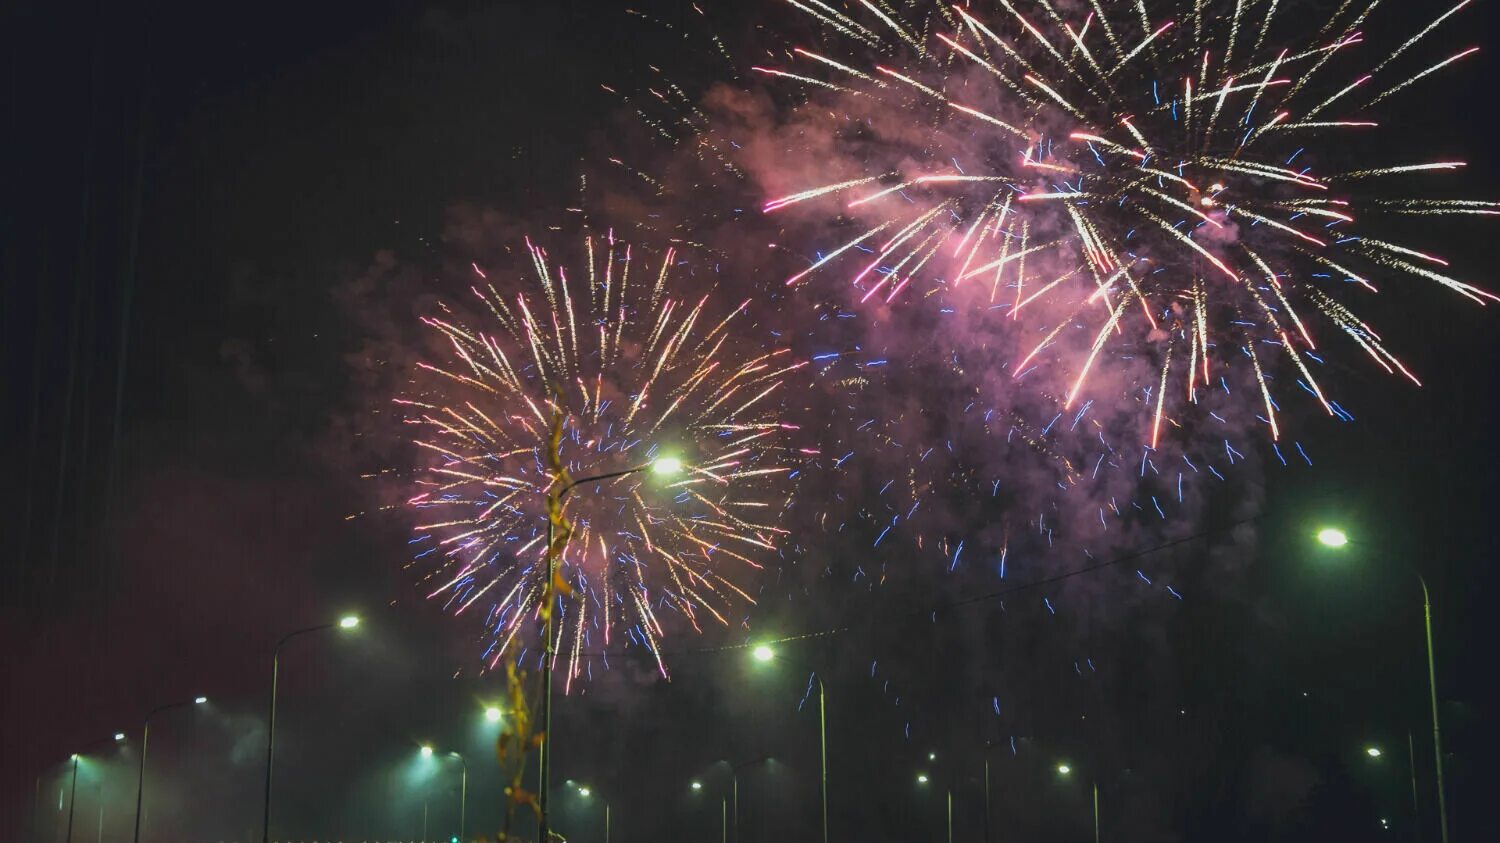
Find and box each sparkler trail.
[399,226,805,684]
[748,0,1494,444]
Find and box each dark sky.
[4,1,1499,841]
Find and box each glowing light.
[651,456,683,476]
[917,774,929,784]
[1366,746,1383,758]
[420,745,434,758]
[193,696,207,705]
[691,781,703,791]
[1317,528,1350,548]
[114,733,125,742]
[1057,764,1072,775]
[338,615,360,629]
[752,645,776,662]
[578,786,592,797]
[484,706,502,724]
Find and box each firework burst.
[399,227,805,684]
[754,0,1494,444]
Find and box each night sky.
[5,1,1500,841]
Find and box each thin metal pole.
[722,798,727,843]
[422,799,428,843]
[65,754,79,843]
[1419,578,1449,843]
[605,800,611,843]
[96,787,104,843]
[131,721,150,843]
[983,757,991,843]
[818,678,828,843]
[1408,730,1422,843]
[460,762,468,842]
[946,789,953,843]
[1093,781,1101,843]
[261,646,281,843]
[733,773,739,843]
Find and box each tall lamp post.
[750,645,828,843]
[1056,764,1099,843]
[63,733,126,843]
[1315,527,1448,843]
[571,782,609,843]
[701,757,773,843]
[537,455,681,843]
[132,695,207,843]
[261,614,360,843]
[447,751,468,843]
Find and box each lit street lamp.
[132,695,207,843]
[1315,528,1449,843]
[570,781,609,843]
[261,614,361,843]
[1056,763,1099,843]
[538,455,681,843]
[749,644,829,843]
[62,734,126,843]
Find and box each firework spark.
[400,228,805,684]
[756,0,1493,442]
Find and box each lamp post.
[572,782,609,843]
[132,695,207,843]
[1315,528,1448,843]
[750,645,828,843]
[707,757,773,843]
[63,733,125,843]
[261,614,360,843]
[538,455,681,843]
[1056,763,1099,843]
[447,751,468,843]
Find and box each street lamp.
[1056,763,1099,843]
[484,706,503,724]
[708,757,773,843]
[261,615,361,843]
[1366,746,1383,758]
[1316,527,1350,548]
[748,645,829,843]
[132,696,206,843]
[573,782,609,843]
[1315,528,1449,843]
[538,455,682,843]
[421,744,434,758]
[447,751,468,843]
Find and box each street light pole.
[132,696,206,843]
[1092,780,1100,843]
[262,617,358,843]
[65,755,79,843]
[1418,575,1450,843]
[539,459,675,843]
[750,647,829,843]
[447,751,468,842]
[1317,530,1448,843]
[1408,731,1423,843]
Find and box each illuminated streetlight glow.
[752,645,775,662]
[1316,527,1350,548]
[1057,764,1072,775]
[339,615,360,629]
[485,706,503,723]
[193,696,208,705]
[927,752,936,761]
[114,732,125,741]
[578,787,591,797]
[1366,746,1383,758]
[71,753,79,761]
[691,781,703,791]
[421,745,434,758]
[916,774,929,784]
[651,456,683,476]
